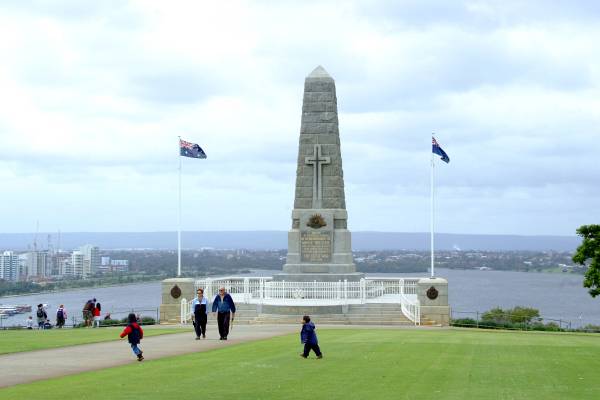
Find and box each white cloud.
[0,0,598,235]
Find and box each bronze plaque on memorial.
[300,230,332,262]
[170,285,182,299]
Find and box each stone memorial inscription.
[301,231,332,262]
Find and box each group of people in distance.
[26,300,103,329]
[27,303,68,329]
[82,298,103,327]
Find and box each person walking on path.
[300,315,322,359]
[93,303,101,328]
[35,304,47,329]
[119,313,144,361]
[191,288,209,340]
[56,305,67,328]
[212,287,236,340]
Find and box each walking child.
[93,302,101,328]
[300,315,322,359]
[119,313,144,361]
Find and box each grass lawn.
[0,326,185,355]
[1,328,599,400]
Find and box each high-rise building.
[79,245,100,276]
[71,251,84,277]
[0,251,20,281]
[26,251,49,279]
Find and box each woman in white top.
[190,288,209,339]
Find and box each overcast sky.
[1,0,598,236]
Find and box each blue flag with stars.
[180,139,207,159]
[432,137,449,163]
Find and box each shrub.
[451,318,477,327]
[481,306,540,324]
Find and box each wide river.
[1,268,598,328]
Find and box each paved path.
[0,324,298,388]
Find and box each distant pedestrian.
[56,305,67,328]
[93,303,102,328]
[82,299,95,327]
[119,313,144,362]
[300,315,322,359]
[191,288,209,340]
[36,304,47,329]
[212,287,236,340]
[26,316,33,329]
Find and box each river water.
[1,269,598,328]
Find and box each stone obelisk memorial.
[276,66,363,282]
[160,65,449,325]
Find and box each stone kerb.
[417,277,450,326]
[160,278,195,323]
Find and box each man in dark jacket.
[211,287,236,340]
[300,315,322,359]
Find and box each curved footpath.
[0,324,299,388]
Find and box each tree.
[573,225,600,297]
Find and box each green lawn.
[1,328,599,400]
[0,326,185,355]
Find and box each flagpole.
[430,139,435,279]
[178,136,182,277]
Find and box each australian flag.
[432,137,450,163]
[180,139,207,159]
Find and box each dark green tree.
[573,225,600,297]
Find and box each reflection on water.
[1,269,598,327]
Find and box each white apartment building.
[79,245,100,276]
[26,251,49,278]
[59,254,73,276]
[0,251,20,281]
[71,251,84,277]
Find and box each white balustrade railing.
[180,298,189,324]
[189,276,421,325]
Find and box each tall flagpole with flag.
[178,137,182,277]
[178,137,207,277]
[431,136,450,278]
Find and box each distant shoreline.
[0,280,162,300]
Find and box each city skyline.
[1,1,599,235]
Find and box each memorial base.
[417,277,450,326]
[272,272,364,282]
[160,277,194,323]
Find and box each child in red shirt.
[120,313,144,361]
[93,303,101,328]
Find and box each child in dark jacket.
[120,313,144,361]
[300,315,322,359]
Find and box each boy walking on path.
[119,313,144,361]
[211,287,236,340]
[300,315,322,359]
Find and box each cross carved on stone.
[305,144,331,208]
